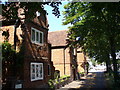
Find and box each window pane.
[38,65,40,78]
[32,29,35,41]
[36,65,39,78]
[40,32,43,44]
[39,64,43,78]
[31,64,35,80]
[32,64,35,73]
[36,31,39,42]
[32,74,35,79]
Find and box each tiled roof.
[48,30,68,47]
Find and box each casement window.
[31,27,44,45]
[31,63,43,81]
[48,64,51,76]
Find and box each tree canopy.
[63,2,120,62]
[63,2,120,84]
[2,2,62,20]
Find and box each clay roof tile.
[48,30,68,47]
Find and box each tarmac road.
[58,72,108,90]
[79,72,107,90]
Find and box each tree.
[63,2,120,84]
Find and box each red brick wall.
[0,21,54,88]
[23,21,53,88]
[0,25,23,52]
[0,25,15,44]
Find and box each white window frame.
[31,63,44,81]
[31,27,44,45]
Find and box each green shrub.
[48,79,55,89]
[48,75,70,89]
[79,72,85,75]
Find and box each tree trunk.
[105,60,109,72]
[109,37,119,84]
[105,53,112,75]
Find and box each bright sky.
[44,2,71,31]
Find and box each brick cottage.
[0,9,55,89]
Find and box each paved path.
[57,72,107,90]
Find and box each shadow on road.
[68,72,109,90]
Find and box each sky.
[44,2,71,31]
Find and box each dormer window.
[31,27,44,45]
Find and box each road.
[79,72,107,90]
[57,72,108,90]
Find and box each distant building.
[48,30,86,80]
